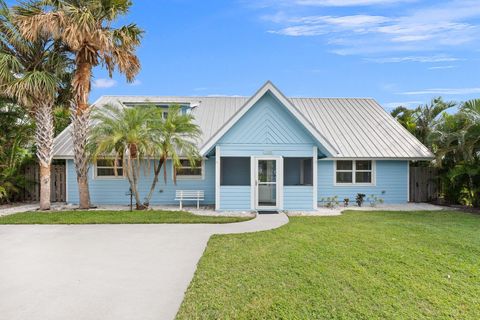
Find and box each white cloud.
[264,1,480,55]
[367,55,460,63]
[93,78,117,88]
[257,0,413,7]
[428,65,455,70]
[402,87,480,95]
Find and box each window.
[221,157,250,186]
[161,110,168,119]
[176,159,203,179]
[335,160,374,184]
[96,159,123,178]
[284,158,313,186]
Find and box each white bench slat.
[175,190,204,209]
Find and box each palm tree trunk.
[39,164,51,209]
[125,155,142,209]
[72,60,92,209]
[35,102,54,210]
[142,156,166,207]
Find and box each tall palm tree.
[0,1,71,210]
[143,105,201,207]
[414,97,455,146]
[14,0,143,209]
[88,104,155,209]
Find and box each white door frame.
[253,156,283,211]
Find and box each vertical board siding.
[13,164,66,202]
[409,166,438,202]
[219,186,251,210]
[67,158,215,205]
[318,160,408,204]
[284,186,314,210]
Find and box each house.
[53,81,433,211]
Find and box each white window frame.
[174,159,205,180]
[94,159,125,180]
[334,160,376,186]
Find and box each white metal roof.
[53,82,433,159]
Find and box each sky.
[87,0,480,110]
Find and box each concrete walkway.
[0,213,288,320]
[0,203,40,217]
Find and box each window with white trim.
[335,160,373,184]
[95,159,123,178]
[175,159,203,179]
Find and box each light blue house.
[53,81,433,211]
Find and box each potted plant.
[356,193,365,207]
[344,198,349,207]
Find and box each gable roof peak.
[198,81,339,156]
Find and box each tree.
[429,99,480,207]
[15,0,143,209]
[88,104,156,209]
[0,99,34,202]
[391,98,455,147]
[414,98,455,147]
[391,106,417,135]
[0,1,71,209]
[143,105,201,207]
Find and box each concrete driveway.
[0,214,288,320]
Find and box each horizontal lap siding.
[284,186,313,210]
[318,160,408,204]
[66,158,215,205]
[219,186,251,210]
[220,144,313,157]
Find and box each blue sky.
[90,0,480,111]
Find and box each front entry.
[255,158,280,210]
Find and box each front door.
[255,158,279,210]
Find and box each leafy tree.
[391,106,417,135]
[143,105,201,207]
[15,0,143,209]
[429,99,480,207]
[415,97,455,147]
[0,100,34,202]
[391,98,455,147]
[0,1,71,209]
[88,104,156,209]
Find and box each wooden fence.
[409,166,438,203]
[15,164,66,202]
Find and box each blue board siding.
[220,93,315,145]
[218,93,320,158]
[284,186,313,210]
[219,186,251,210]
[318,160,408,204]
[220,144,314,157]
[66,158,215,205]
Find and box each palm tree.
[14,0,143,209]
[414,97,455,146]
[143,105,201,207]
[88,104,156,209]
[0,1,71,209]
[429,99,480,207]
[391,106,417,135]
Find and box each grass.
[0,210,252,224]
[177,210,480,319]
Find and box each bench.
[175,190,204,209]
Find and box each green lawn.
[0,210,252,224]
[177,210,480,319]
